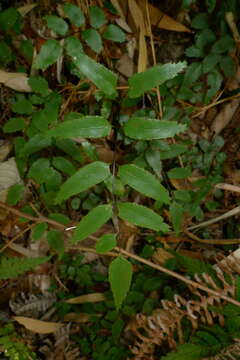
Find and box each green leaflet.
[128,62,187,98]
[44,15,68,36]
[46,116,111,138]
[7,184,24,206]
[167,167,191,179]
[96,234,117,254]
[34,39,62,71]
[3,117,25,133]
[109,256,133,310]
[118,202,169,232]
[71,204,113,243]
[47,230,65,259]
[66,39,117,97]
[62,3,85,27]
[83,28,103,53]
[89,6,106,29]
[55,161,110,203]
[103,24,125,43]
[28,76,49,96]
[124,117,186,140]
[119,164,169,203]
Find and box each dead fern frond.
[9,292,56,317]
[129,252,240,359]
[203,338,240,360]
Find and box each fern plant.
[0,256,50,280]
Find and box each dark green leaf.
[45,15,68,36]
[0,8,19,31]
[3,117,25,133]
[145,149,162,177]
[118,202,169,231]
[63,3,85,26]
[119,164,169,203]
[52,157,76,176]
[12,98,33,115]
[128,62,186,98]
[96,234,117,253]
[28,158,50,184]
[32,223,48,241]
[71,204,113,243]
[206,0,216,12]
[103,24,125,43]
[167,167,191,179]
[191,13,209,29]
[48,213,70,225]
[34,39,62,71]
[89,6,106,29]
[64,36,84,58]
[124,117,186,140]
[20,39,33,61]
[109,256,133,310]
[47,230,65,258]
[0,41,13,65]
[6,184,24,205]
[212,35,235,54]
[83,28,103,53]
[203,54,221,73]
[46,116,111,138]
[55,138,84,163]
[220,56,235,77]
[170,202,184,236]
[28,76,49,96]
[20,134,52,157]
[55,161,110,203]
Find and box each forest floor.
[0,1,240,359]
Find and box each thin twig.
[115,247,240,307]
[187,205,240,230]
[0,201,66,230]
[2,201,240,307]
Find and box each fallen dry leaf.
[138,27,147,73]
[111,0,132,33]
[138,0,191,33]
[65,293,105,304]
[13,316,63,334]
[0,158,22,192]
[63,312,92,323]
[0,70,31,92]
[116,54,135,78]
[211,98,240,135]
[17,3,37,16]
[152,248,174,266]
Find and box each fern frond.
[10,292,56,316]
[130,252,240,359]
[0,256,50,280]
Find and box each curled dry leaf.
[0,70,31,92]
[65,292,105,304]
[63,312,93,323]
[13,316,63,334]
